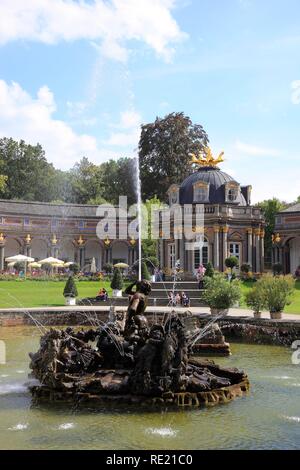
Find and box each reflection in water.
[0,326,300,450]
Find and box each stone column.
[222,225,229,271]
[159,239,164,268]
[254,228,261,273]
[0,245,5,271]
[260,229,265,272]
[247,228,253,268]
[213,225,220,271]
[26,246,32,258]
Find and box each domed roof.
[179,166,247,205]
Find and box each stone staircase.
[148,281,206,307]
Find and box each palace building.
[157,148,265,274]
[0,200,138,271]
[274,203,300,274]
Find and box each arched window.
[193,237,209,269]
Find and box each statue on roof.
[190,146,224,167]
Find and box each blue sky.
[0,0,299,202]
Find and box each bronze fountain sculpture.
[28,280,249,408]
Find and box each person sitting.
[295,266,300,279]
[168,291,176,306]
[181,291,190,307]
[96,288,108,301]
[175,292,182,306]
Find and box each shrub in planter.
[110,268,124,297]
[203,274,241,316]
[204,262,214,278]
[257,274,295,319]
[63,276,78,305]
[245,286,266,318]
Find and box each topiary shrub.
[110,267,124,290]
[141,261,151,280]
[63,276,78,298]
[204,262,214,278]
[225,256,239,275]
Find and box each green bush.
[241,263,251,274]
[203,274,241,310]
[225,256,239,274]
[63,276,78,298]
[245,285,266,313]
[257,274,295,313]
[141,261,151,280]
[103,263,113,274]
[110,268,124,290]
[204,262,214,278]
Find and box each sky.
[0,0,299,203]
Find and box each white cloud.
[0,79,118,169]
[0,0,186,62]
[235,140,281,157]
[105,110,142,147]
[291,80,300,105]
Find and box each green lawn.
[240,279,300,314]
[0,280,114,308]
[0,279,300,313]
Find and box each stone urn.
[253,311,262,319]
[112,289,123,298]
[210,308,229,317]
[65,297,76,306]
[270,311,282,320]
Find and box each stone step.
[149,289,205,298]
[151,282,201,290]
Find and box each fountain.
[28,279,249,408]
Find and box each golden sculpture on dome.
[190,147,225,167]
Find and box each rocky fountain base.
[28,312,249,409]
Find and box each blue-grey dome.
[179,167,247,205]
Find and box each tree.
[69,157,103,204]
[141,261,151,280]
[0,138,60,201]
[100,157,137,205]
[204,262,214,278]
[139,112,209,200]
[257,198,287,264]
[110,268,124,290]
[63,276,78,298]
[142,196,163,261]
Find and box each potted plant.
[63,275,78,305]
[203,274,241,316]
[110,267,124,297]
[245,286,265,318]
[241,263,251,280]
[258,274,295,319]
[225,256,239,279]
